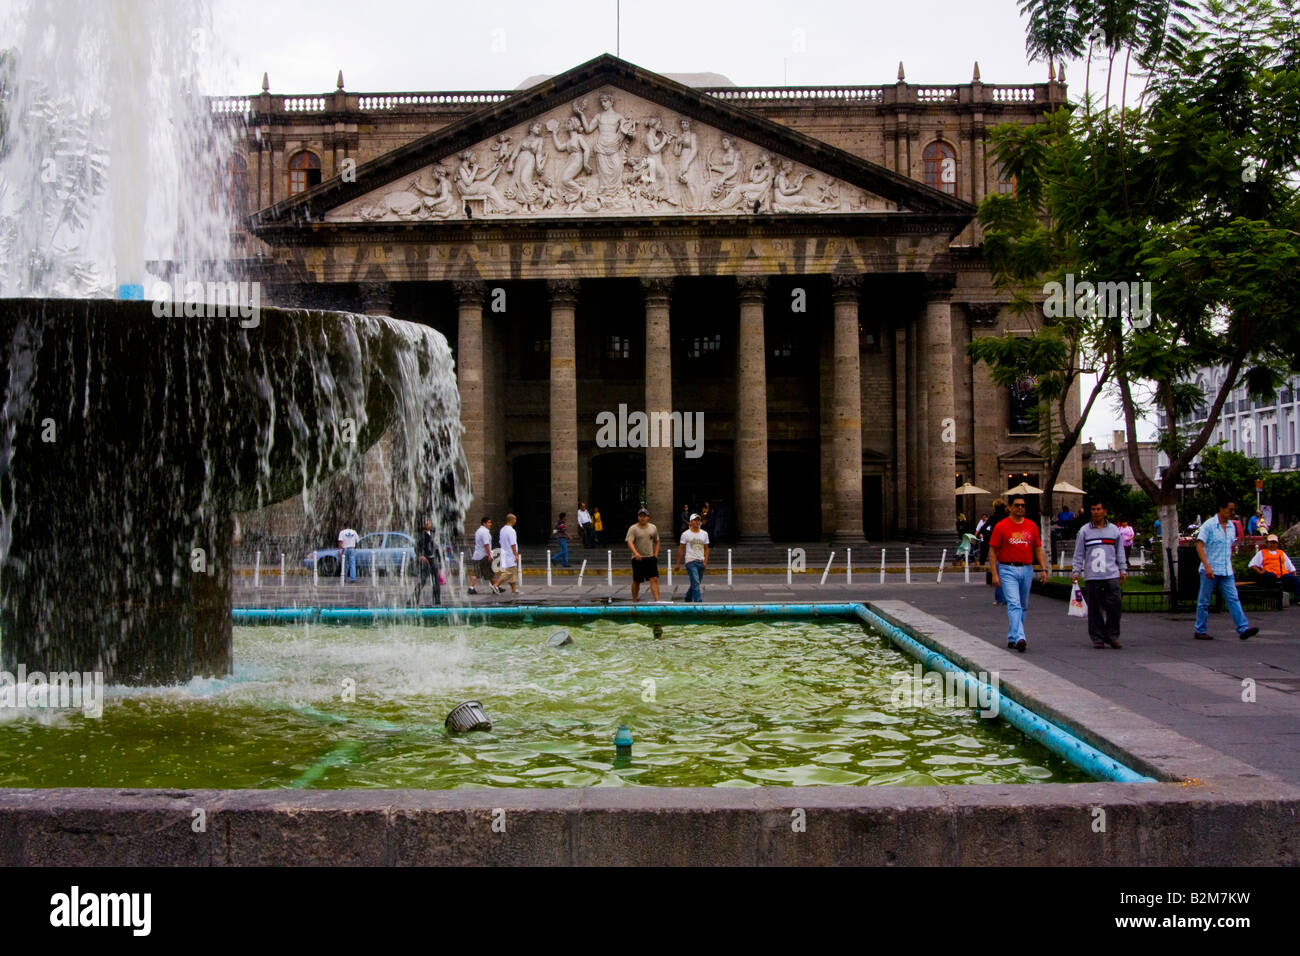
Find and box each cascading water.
[0,0,471,684]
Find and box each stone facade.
[216,54,1081,543]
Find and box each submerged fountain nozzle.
[547,629,573,647]
[614,725,633,754]
[445,700,493,734]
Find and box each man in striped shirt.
[1070,501,1127,649]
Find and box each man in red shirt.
[988,496,1050,652]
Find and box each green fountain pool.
[0,619,1091,788]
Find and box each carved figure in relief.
[707,136,740,198]
[640,117,678,205]
[505,121,551,211]
[672,117,705,210]
[455,150,509,213]
[573,94,636,196]
[356,164,458,220]
[712,152,773,211]
[771,160,829,212]
[548,116,591,207]
[412,164,459,218]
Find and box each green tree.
[981,0,1300,586]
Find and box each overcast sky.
[0,0,1154,446]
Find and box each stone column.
[454,280,487,535]
[642,278,674,525]
[830,274,864,543]
[923,277,958,536]
[905,323,920,532]
[549,279,580,530]
[735,276,770,542]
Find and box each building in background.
[212,54,1080,543]
[1084,430,1160,485]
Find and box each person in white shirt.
[469,516,501,595]
[491,513,521,593]
[338,527,359,581]
[576,502,594,548]
[675,513,711,602]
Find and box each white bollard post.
[905,548,911,584]
[667,558,672,588]
[547,550,553,587]
[936,549,947,583]
[727,549,733,587]
[880,549,886,585]
[607,550,613,588]
[254,551,261,588]
[280,553,286,588]
[313,555,319,588]
[578,558,587,588]
[1140,546,1146,568]
[964,548,970,584]
[787,549,792,586]
[846,548,852,586]
[340,549,346,586]
[517,552,524,592]
[1058,550,1066,572]
[400,551,408,586]
[820,551,836,586]
[372,554,378,589]
[458,551,465,593]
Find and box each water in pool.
[0,619,1091,788]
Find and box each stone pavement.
[234,567,1300,785]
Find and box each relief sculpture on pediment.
[328,87,885,222]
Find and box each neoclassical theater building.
[218,54,1082,544]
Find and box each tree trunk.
[1159,498,1180,591]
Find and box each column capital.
[830,272,862,303]
[925,273,957,299]
[451,280,485,307]
[358,281,393,315]
[735,274,768,303]
[965,302,1000,327]
[639,276,674,304]
[547,278,581,306]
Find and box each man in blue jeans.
[1194,496,1260,641]
[988,497,1050,652]
[675,512,711,602]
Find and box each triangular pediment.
[255,54,974,230]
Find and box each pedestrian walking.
[626,507,661,602]
[1070,501,1126,648]
[553,512,571,567]
[1117,519,1136,563]
[988,496,1050,652]
[577,501,594,548]
[413,517,442,606]
[676,512,710,602]
[468,516,501,595]
[338,527,359,581]
[679,504,692,536]
[1194,496,1259,640]
[492,513,520,594]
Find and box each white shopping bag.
[1068,584,1088,618]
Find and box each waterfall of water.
[0,0,237,297]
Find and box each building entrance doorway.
[510,454,551,544]
[674,451,734,541]
[590,452,646,543]
[768,449,820,541]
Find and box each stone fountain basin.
[0,298,460,684]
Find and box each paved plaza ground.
[234,565,1300,786]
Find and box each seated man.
[1249,534,1300,602]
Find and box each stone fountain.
[0,298,467,684]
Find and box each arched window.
[288,150,321,196]
[229,153,249,217]
[923,141,957,195]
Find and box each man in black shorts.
[625,507,661,602]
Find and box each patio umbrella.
[954,482,990,496]
[1052,481,1086,495]
[1005,481,1044,496]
